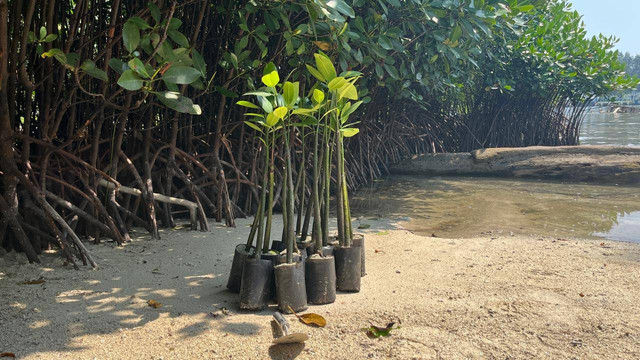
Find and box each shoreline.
[1,217,639,359]
[390,145,640,185]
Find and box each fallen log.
[99,179,200,230]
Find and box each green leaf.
[85,67,108,81]
[292,107,317,115]
[236,100,260,109]
[43,34,57,43]
[273,106,288,119]
[109,58,128,74]
[128,58,150,78]
[364,322,398,338]
[244,91,273,97]
[518,5,535,12]
[155,91,202,115]
[66,53,80,67]
[306,64,326,82]
[265,112,279,127]
[261,62,280,87]
[224,52,238,68]
[282,81,299,106]
[450,24,462,43]
[328,77,347,91]
[128,17,152,30]
[123,22,140,53]
[117,70,144,90]
[162,66,201,84]
[378,35,393,51]
[257,95,273,113]
[168,30,190,48]
[167,18,182,31]
[148,3,161,23]
[325,0,355,18]
[41,48,67,65]
[314,53,336,82]
[192,49,206,77]
[341,100,363,119]
[338,82,358,100]
[80,60,96,71]
[313,89,325,104]
[383,63,399,79]
[244,121,264,133]
[39,26,46,40]
[375,63,384,78]
[340,128,359,137]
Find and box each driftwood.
[99,179,201,230]
[390,146,640,185]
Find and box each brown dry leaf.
[0,353,16,358]
[20,279,45,285]
[298,313,327,327]
[374,249,385,254]
[313,41,331,51]
[147,299,162,308]
[288,305,327,327]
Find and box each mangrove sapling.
[234,69,285,307]
[306,52,364,292]
[299,88,327,254]
[227,106,273,294]
[237,63,308,312]
[278,78,309,312]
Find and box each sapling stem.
[254,143,269,259]
[295,127,305,236]
[336,128,346,247]
[311,120,323,252]
[284,123,296,263]
[322,110,331,247]
[263,132,275,251]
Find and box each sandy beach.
[1,217,639,359]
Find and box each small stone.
[395,270,401,274]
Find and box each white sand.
[1,218,639,359]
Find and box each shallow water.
[351,176,640,242]
[580,112,640,146]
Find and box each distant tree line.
[620,53,640,78]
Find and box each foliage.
[42,4,206,115]
[482,0,638,100]
[1,0,637,267]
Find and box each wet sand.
[1,217,639,359]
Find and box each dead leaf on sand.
[374,249,385,254]
[0,353,16,358]
[288,306,326,327]
[147,299,162,308]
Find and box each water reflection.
[580,112,640,146]
[351,176,640,243]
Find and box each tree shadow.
[268,343,305,360]
[0,218,289,358]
